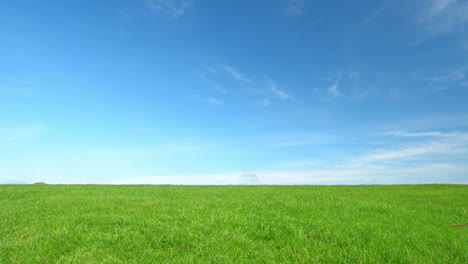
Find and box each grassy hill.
[0,185,466,263]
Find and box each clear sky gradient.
[1,0,467,184]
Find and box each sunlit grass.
[0,185,466,263]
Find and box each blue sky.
[1,0,467,184]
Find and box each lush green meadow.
[0,185,466,263]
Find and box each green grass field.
[0,185,466,263]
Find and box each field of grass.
[0,185,467,263]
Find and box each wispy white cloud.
[412,67,467,90]
[270,82,293,100]
[194,94,223,106]
[327,82,341,97]
[359,2,390,25]
[0,124,47,143]
[206,96,223,106]
[417,0,468,35]
[206,66,216,74]
[144,0,194,18]
[318,71,376,100]
[389,87,403,100]
[384,131,468,138]
[197,72,228,93]
[354,144,449,165]
[287,0,306,16]
[210,83,228,93]
[414,67,466,82]
[69,21,94,32]
[449,70,466,82]
[224,66,251,83]
[351,131,468,167]
[255,98,271,108]
[193,94,223,106]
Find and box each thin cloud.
[197,72,228,93]
[270,82,293,100]
[224,66,251,83]
[384,131,468,138]
[319,71,375,100]
[414,67,467,83]
[206,66,216,74]
[418,0,468,35]
[69,21,94,32]
[411,66,467,90]
[389,87,403,100]
[327,82,341,97]
[193,94,223,106]
[210,83,228,93]
[255,98,271,108]
[355,145,443,165]
[144,0,194,18]
[207,97,223,106]
[287,0,306,16]
[359,2,390,25]
[352,131,468,167]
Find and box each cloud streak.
[144,0,194,18]
[327,82,341,97]
[270,82,293,100]
[255,98,271,108]
[224,66,251,83]
[352,131,468,167]
[418,0,468,34]
[206,96,223,106]
[359,2,390,25]
[197,72,228,93]
[287,0,306,16]
[194,94,223,106]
